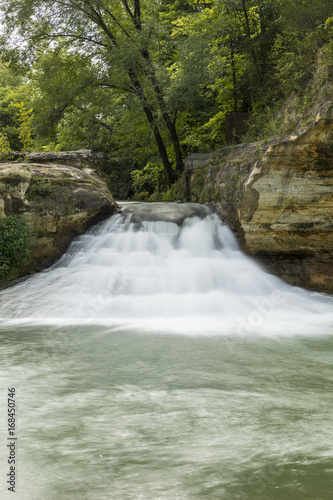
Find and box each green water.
[1,325,332,499]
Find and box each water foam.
[0,203,332,335]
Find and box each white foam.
[0,204,332,335]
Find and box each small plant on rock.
[0,216,34,282]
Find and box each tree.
[0,0,187,184]
[0,63,33,150]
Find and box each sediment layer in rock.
[186,103,333,293]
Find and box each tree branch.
[122,0,141,30]
[121,0,135,23]
[104,8,132,39]
[95,81,134,93]
[134,0,141,30]
[74,104,113,133]
[35,32,110,49]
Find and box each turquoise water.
[0,203,332,499]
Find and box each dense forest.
[0,0,332,199]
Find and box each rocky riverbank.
[185,103,333,293]
[0,150,117,278]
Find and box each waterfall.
[0,202,332,335]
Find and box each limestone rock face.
[0,152,117,277]
[240,105,333,292]
[186,104,333,293]
[11,149,105,171]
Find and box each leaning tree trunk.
[141,50,183,174]
[128,70,177,185]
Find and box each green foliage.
[0,0,187,182]
[161,190,174,201]
[12,101,33,151]
[280,0,333,35]
[0,64,33,151]
[0,0,332,198]
[0,216,33,282]
[41,142,60,152]
[0,131,11,158]
[131,162,168,199]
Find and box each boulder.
[0,152,117,277]
[119,201,212,225]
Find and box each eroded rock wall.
[0,151,117,278]
[186,104,333,293]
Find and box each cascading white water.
[1,203,333,500]
[0,202,332,335]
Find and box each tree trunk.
[241,0,260,74]
[122,0,183,179]
[128,70,177,185]
[230,42,237,112]
[141,50,183,174]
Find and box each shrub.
[11,102,33,152]
[0,216,34,282]
[41,142,60,152]
[130,162,168,199]
[0,132,11,160]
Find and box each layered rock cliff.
[186,103,333,293]
[0,150,117,278]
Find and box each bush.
[130,162,168,199]
[0,216,33,282]
[0,132,11,160]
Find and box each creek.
[0,202,332,499]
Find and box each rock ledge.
[0,151,117,278]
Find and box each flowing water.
[0,202,332,499]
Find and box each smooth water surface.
[0,203,332,499]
